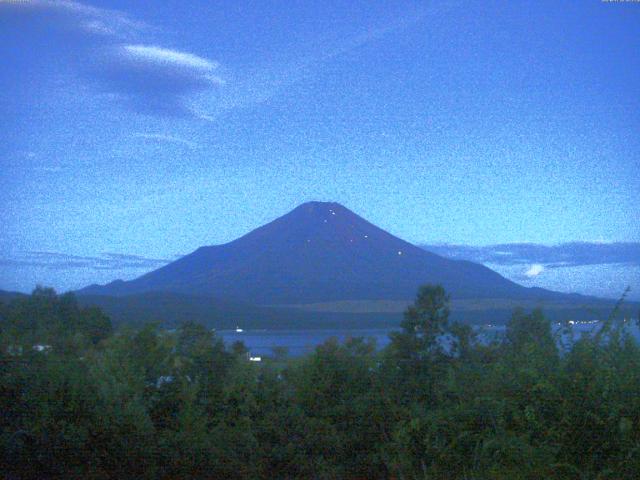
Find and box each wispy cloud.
[121,45,219,72]
[2,0,148,40]
[2,1,437,121]
[0,251,172,271]
[422,242,640,268]
[192,3,432,121]
[1,0,224,117]
[100,43,224,116]
[423,242,640,297]
[132,133,199,149]
[34,166,64,173]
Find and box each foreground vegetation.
[1,286,639,479]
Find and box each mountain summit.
[79,202,558,304]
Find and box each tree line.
[1,285,639,479]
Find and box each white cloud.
[121,45,218,71]
[3,0,223,117]
[525,264,545,278]
[99,43,224,116]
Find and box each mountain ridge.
[77,201,587,304]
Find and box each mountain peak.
[297,200,342,207]
[78,202,533,303]
[290,201,351,216]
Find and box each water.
[218,328,396,357]
[218,320,640,358]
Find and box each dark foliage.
[1,286,638,479]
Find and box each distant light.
[249,356,261,362]
[156,375,174,388]
[235,327,243,332]
[398,251,402,255]
[323,219,327,223]
[568,320,575,325]
[364,235,368,238]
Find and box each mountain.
[78,201,585,305]
[0,289,26,302]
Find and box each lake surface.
[218,320,640,358]
[218,328,396,357]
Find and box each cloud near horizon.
[524,264,545,278]
[1,0,223,117]
[0,245,637,300]
[4,242,637,276]
[421,242,639,299]
[423,242,640,269]
[0,251,173,271]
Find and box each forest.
[1,286,639,479]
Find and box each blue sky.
[1,0,639,297]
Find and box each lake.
[218,320,640,358]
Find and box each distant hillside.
[0,289,26,302]
[2,287,631,330]
[76,291,635,330]
[77,292,402,330]
[78,201,584,305]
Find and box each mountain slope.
[0,289,26,302]
[78,202,580,304]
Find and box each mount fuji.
[78,201,578,305]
